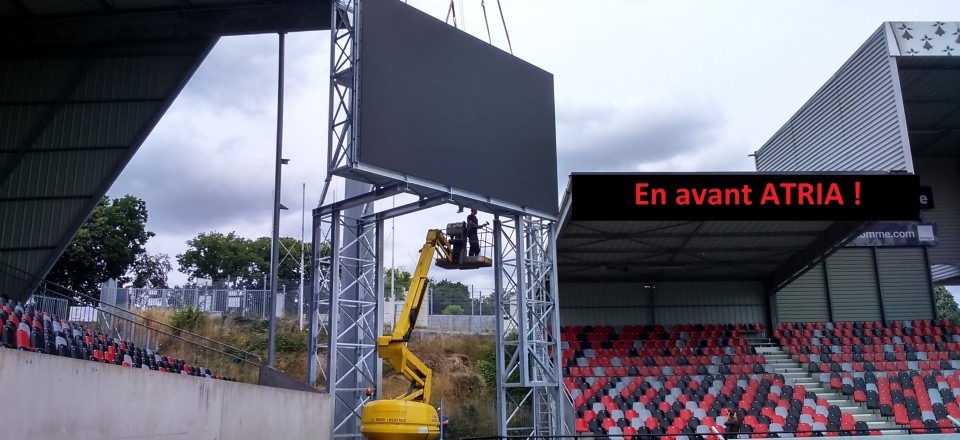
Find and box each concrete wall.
[559,281,767,327]
[384,299,496,334]
[420,314,496,333]
[0,349,331,440]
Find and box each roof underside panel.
[556,219,862,289]
[0,1,334,301]
[0,38,215,301]
[0,0,333,49]
[898,56,960,157]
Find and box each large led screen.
[358,0,558,215]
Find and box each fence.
[116,285,287,319]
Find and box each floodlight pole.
[267,31,286,367]
[300,182,306,331]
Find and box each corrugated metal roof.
[754,26,910,173]
[0,0,334,301]
[932,264,960,284]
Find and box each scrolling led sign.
[571,173,919,222]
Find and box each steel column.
[494,216,567,436]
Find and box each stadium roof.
[556,187,865,291]
[0,0,332,301]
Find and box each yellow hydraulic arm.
[377,229,454,403]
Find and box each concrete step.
[772,364,803,369]
[747,342,902,433]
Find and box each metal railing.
[24,293,69,319]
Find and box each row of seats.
[777,320,956,331]
[565,323,766,334]
[567,363,776,378]
[783,336,960,350]
[807,360,960,374]
[0,299,235,381]
[802,352,959,364]
[563,346,758,359]
[777,328,960,340]
[567,354,769,367]
[563,339,752,351]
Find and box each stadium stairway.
[755,344,900,433]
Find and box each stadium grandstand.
[552,20,960,439]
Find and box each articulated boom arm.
[377,229,453,403]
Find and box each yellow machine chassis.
[360,227,491,440]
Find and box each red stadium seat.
[575,418,588,432]
[15,326,31,350]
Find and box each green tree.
[429,279,470,315]
[384,267,412,301]
[177,231,262,287]
[122,252,172,288]
[936,285,960,324]
[177,232,312,289]
[46,195,155,299]
[250,236,312,286]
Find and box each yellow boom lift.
[361,222,492,440]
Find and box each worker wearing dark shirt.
[467,208,488,257]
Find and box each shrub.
[170,306,206,333]
[441,304,465,315]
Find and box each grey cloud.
[555,103,724,180]
[113,136,275,236]
[187,35,283,115]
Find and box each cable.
[496,0,513,54]
[445,0,457,28]
[481,0,492,44]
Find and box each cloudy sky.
[109,1,960,295]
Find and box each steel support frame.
[312,0,566,437]
[494,215,567,437]
[326,0,360,175]
[309,1,385,439]
[310,206,384,439]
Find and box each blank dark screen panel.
[358,0,558,215]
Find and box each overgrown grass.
[381,332,498,438]
[136,309,308,385]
